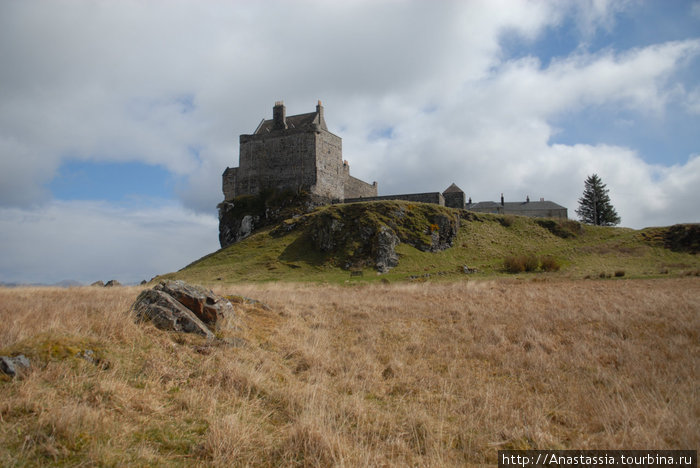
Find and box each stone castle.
[219,101,566,247]
[222,101,377,203]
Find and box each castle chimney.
[315,99,327,130]
[501,193,504,206]
[273,101,287,130]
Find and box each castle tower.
[222,101,377,203]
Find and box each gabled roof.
[254,111,326,134]
[467,200,567,211]
[443,183,464,194]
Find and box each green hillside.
[159,201,699,284]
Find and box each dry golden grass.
[1,278,698,466]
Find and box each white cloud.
[0,200,219,284]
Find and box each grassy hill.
[160,200,699,285]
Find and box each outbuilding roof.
[443,183,464,194]
[467,200,567,211]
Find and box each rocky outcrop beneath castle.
[131,280,235,338]
[218,190,326,248]
[218,203,256,247]
[275,201,460,273]
[374,226,400,273]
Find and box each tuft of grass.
[535,218,583,239]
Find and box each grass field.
[1,278,698,466]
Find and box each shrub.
[504,255,526,273]
[523,255,539,272]
[540,256,561,272]
[614,270,625,277]
[504,254,539,273]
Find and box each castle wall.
[345,192,444,206]
[344,175,378,199]
[236,130,317,197]
[222,167,237,201]
[313,130,344,200]
[443,191,465,209]
[506,207,568,219]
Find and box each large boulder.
[131,280,235,338]
[154,280,234,326]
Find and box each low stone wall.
[344,175,378,199]
[344,192,445,206]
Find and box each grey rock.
[218,202,261,248]
[374,226,399,273]
[132,280,236,338]
[1,354,30,377]
[238,215,255,239]
[104,280,121,287]
[131,289,215,339]
[427,214,460,252]
[311,217,344,251]
[91,280,105,287]
[154,280,234,328]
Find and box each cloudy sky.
[1,0,699,284]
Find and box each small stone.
[0,354,30,378]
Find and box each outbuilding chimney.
[273,101,287,130]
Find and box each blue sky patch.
[49,160,178,202]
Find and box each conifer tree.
[575,174,621,226]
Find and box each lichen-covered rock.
[132,289,215,338]
[131,280,235,338]
[154,280,234,328]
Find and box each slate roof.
[254,111,325,134]
[467,200,567,211]
[443,183,464,194]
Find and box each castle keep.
[222,101,377,203]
